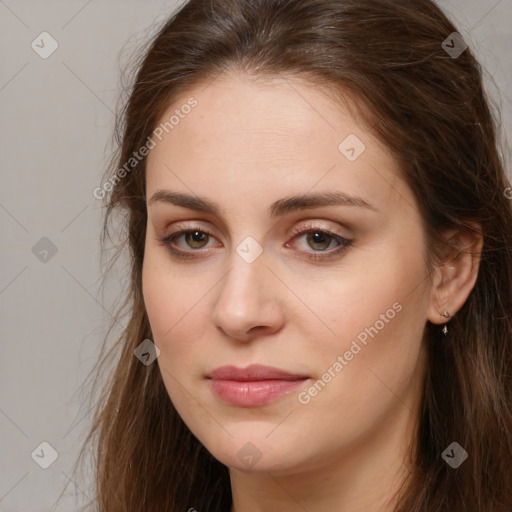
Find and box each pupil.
[309,231,330,250]
[187,231,207,247]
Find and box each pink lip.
[206,364,309,406]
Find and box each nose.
[211,250,285,342]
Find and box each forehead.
[157,72,372,154]
[145,71,413,217]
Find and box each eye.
[286,223,353,261]
[157,224,218,259]
[157,222,353,261]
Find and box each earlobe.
[426,223,483,327]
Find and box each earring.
[441,310,450,335]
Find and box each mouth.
[206,364,310,407]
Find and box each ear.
[426,222,484,326]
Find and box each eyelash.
[157,222,353,262]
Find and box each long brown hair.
[71,0,512,510]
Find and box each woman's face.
[142,71,432,475]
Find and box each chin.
[198,429,311,474]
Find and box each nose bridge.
[225,255,262,303]
[212,246,283,339]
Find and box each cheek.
[142,261,206,413]
[142,251,216,383]
[142,253,194,353]
[142,263,172,339]
[303,255,427,415]
[296,264,405,347]
[294,237,428,385]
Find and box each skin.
[142,71,482,511]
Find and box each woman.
[75,0,512,510]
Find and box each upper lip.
[207,364,308,381]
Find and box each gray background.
[0,1,510,510]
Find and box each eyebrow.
[148,189,380,216]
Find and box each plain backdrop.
[0,0,511,510]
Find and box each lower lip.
[208,378,308,406]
